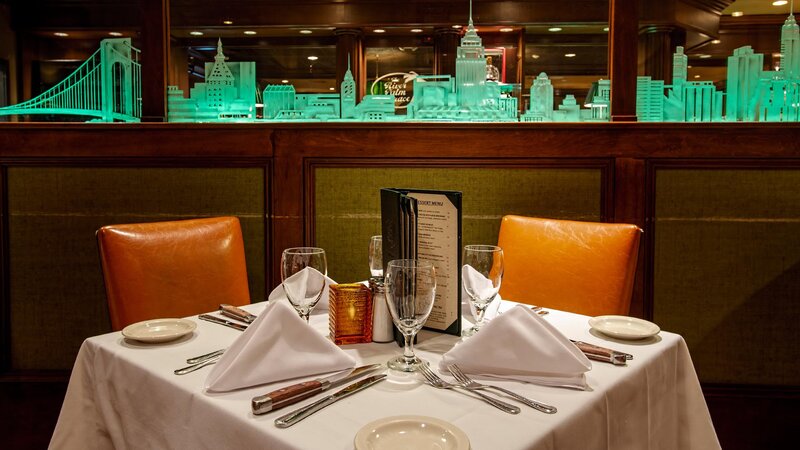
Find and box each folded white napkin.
[205,300,355,392]
[268,267,336,311]
[462,264,500,303]
[440,305,591,389]
[461,265,502,322]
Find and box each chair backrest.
[97,216,250,331]
[497,215,641,317]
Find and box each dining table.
[49,300,720,450]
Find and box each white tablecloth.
[50,302,720,450]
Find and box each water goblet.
[368,235,383,277]
[384,259,437,372]
[462,245,504,337]
[281,247,328,322]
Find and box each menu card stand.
[380,188,462,342]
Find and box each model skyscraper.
[167,39,257,122]
[637,5,800,122]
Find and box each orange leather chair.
[497,215,641,317]
[97,216,251,330]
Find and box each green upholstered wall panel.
[7,167,266,370]
[315,167,602,285]
[654,169,800,386]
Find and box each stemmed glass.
[384,259,437,372]
[368,235,383,277]
[281,247,328,322]
[462,245,504,337]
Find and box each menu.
[380,188,462,336]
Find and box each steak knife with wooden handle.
[252,364,382,415]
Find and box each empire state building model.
[455,10,486,107]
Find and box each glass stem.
[474,306,487,329]
[300,311,310,323]
[403,334,415,363]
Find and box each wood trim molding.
[1,123,799,159]
[0,166,8,373]
[702,383,800,399]
[0,370,70,383]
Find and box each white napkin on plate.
[440,305,591,389]
[268,267,336,311]
[205,300,355,392]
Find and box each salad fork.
[447,364,557,414]
[418,364,520,414]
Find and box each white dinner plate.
[121,318,197,343]
[588,315,660,340]
[354,415,470,450]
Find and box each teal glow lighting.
[0,39,141,122]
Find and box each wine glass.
[281,247,328,322]
[368,235,383,277]
[462,245,504,337]
[384,259,437,372]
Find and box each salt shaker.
[369,277,394,343]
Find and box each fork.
[418,364,520,414]
[447,364,557,414]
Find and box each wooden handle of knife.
[220,304,252,320]
[573,341,612,358]
[269,381,323,408]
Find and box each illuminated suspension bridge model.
[0,39,141,122]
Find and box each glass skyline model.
[0,39,141,122]
[636,6,800,122]
[3,2,800,123]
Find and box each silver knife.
[174,354,222,375]
[274,374,387,428]
[252,364,382,415]
[186,348,226,364]
[198,314,248,331]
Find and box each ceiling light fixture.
[189,31,204,36]
[694,75,701,79]
[374,29,386,33]
[243,30,257,35]
[712,39,721,44]
[223,20,234,25]
[281,79,289,84]
[300,30,313,34]
[307,55,319,61]
[500,27,513,33]
[603,27,609,32]
[452,25,462,29]
[54,32,69,37]
[329,87,335,91]
[699,54,712,59]
[109,32,123,37]
[732,11,744,17]
[531,54,540,59]
[548,27,562,32]
[773,1,788,6]
[564,53,576,58]
[410,28,423,33]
